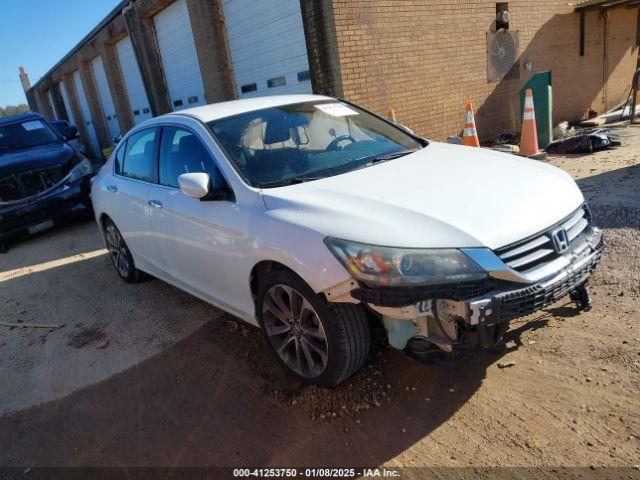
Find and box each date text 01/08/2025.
[232,468,400,478]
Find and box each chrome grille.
[495,205,592,274]
[0,165,65,203]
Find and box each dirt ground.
[0,126,639,478]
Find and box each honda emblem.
[551,228,570,253]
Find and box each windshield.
[208,100,424,188]
[0,118,60,153]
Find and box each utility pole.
[18,66,37,111]
[18,66,30,91]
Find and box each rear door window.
[120,128,158,182]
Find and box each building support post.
[79,61,110,150]
[63,71,91,145]
[122,3,171,116]
[185,0,235,103]
[50,81,69,121]
[100,42,134,133]
[299,0,344,98]
[36,86,55,119]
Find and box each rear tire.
[103,218,146,284]
[257,269,371,387]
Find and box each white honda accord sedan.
[91,94,603,386]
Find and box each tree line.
[0,104,29,118]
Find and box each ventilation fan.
[486,30,519,82]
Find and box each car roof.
[163,94,334,123]
[0,111,42,126]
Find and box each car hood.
[0,142,74,178]
[261,142,584,250]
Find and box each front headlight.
[324,237,487,286]
[67,158,94,183]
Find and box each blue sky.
[0,0,121,108]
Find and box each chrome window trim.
[111,120,237,202]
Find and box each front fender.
[250,220,352,295]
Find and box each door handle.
[106,185,118,193]
[148,199,163,209]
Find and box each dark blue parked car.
[0,112,95,252]
[49,119,86,153]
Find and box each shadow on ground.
[0,274,580,473]
[575,165,640,220]
[0,219,100,268]
[0,288,552,469]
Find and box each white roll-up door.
[153,0,206,111]
[58,81,75,125]
[222,0,312,98]
[115,35,152,124]
[47,89,59,119]
[72,70,101,155]
[90,55,120,140]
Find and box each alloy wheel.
[262,284,329,378]
[105,224,131,278]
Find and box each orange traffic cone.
[387,105,397,124]
[519,89,541,157]
[461,100,480,147]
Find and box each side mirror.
[178,171,226,200]
[64,125,79,140]
[179,172,210,199]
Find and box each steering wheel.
[326,135,356,151]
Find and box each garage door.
[72,70,101,155]
[90,55,120,141]
[115,35,152,124]
[47,89,59,119]
[154,0,206,111]
[58,81,76,125]
[222,0,312,98]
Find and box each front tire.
[257,269,371,387]
[103,218,146,284]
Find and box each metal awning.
[568,0,640,10]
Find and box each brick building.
[27,0,639,157]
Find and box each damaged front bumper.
[0,176,92,246]
[349,228,604,351]
[461,228,603,326]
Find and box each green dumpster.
[519,71,553,148]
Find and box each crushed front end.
[326,204,604,360]
[0,155,94,250]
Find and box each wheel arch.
[247,254,349,318]
[96,212,113,243]
[98,212,112,228]
[249,260,299,298]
